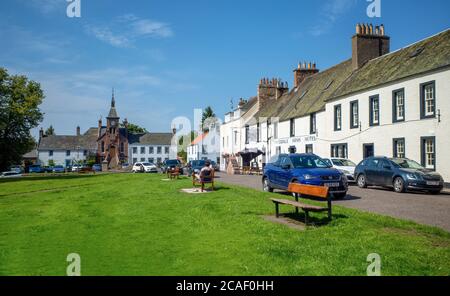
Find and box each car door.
[365,158,380,185]
[377,159,394,186]
[278,156,294,189]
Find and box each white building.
[220,24,450,183]
[37,126,98,167]
[128,133,174,165]
[188,122,220,163]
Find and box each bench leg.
[275,203,279,218]
[304,210,309,225]
[327,194,333,221]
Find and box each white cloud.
[84,25,131,48]
[85,14,173,48]
[310,0,357,36]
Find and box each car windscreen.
[166,160,179,166]
[193,161,206,167]
[290,155,331,168]
[390,158,424,169]
[142,163,152,166]
[332,159,356,167]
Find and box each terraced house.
[220,24,450,182]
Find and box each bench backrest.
[287,183,329,199]
[201,169,214,182]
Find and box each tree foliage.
[0,68,44,170]
[121,121,148,134]
[45,125,55,136]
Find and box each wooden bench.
[270,183,333,225]
[192,169,215,192]
[167,167,180,180]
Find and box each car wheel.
[393,177,406,193]
[263,178,274,193]
[357,174,367,188]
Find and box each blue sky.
[1,0,449,138]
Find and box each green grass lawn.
[0,173,449,275]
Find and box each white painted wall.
[38,149,88,167]
[129,144,170,165]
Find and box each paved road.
[216,172,450,232]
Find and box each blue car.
[354,157,444,194]
[92,164,102,172]
[52,165,65,173]
[29,165,43,173]
[262,153,348,199]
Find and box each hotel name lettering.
[276,135,316,145]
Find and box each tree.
[45,125,55,136]
[201,106,217,132]
[202,106,216,124]
[0,68,44,171]
[121,121,148,134]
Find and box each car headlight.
[340,169,350,175]
[406,173,418,180]
[303,174,315,180]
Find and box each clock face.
[111,120,116,126]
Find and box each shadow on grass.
[283,212,349,226]
[0,174,101,184]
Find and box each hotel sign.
[274,135,316,145]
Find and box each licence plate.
[324,182,340,188]
[426,181,440,186]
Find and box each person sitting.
[194,161,214,180]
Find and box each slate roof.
[331,29,450,100]
[254,28,450,122]
[39,131,98,151]
[128,133,173,145]
[107,107,119,118]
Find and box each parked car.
[211,161,220,172]
[29,165,43,173]
[263,153,348,199]
[9,166,23,174]
[52,165,65,173]
[162,159,182,174]
[92,164,102,172]
[0,171,22,178]
[187,160,207,176]
[322,158,357,183]
[354,157,444,194]
[43,166,54,173]
[132,162,158,173]
[71,164,83,172]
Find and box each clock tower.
[98,89,128,170]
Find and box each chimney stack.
[76,126,81,136]
[293,61,319,88]
[39,127,44,139]
[98,117,102,138]
[257,77,289,110]
[352,23,390,70]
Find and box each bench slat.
[271,198,327,212]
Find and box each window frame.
[369,95,380,126]
[420,81,436,119]
[334,104,342,131]
[305,144,313,154]
[290,119,295,137]
[330,143,348,159]
[392,138,406,158]
[310,113,317,135]
[392,88,405,123]
[245,125,250,144]
[421,136,436,171]
[350,100,359,129]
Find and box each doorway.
[363,143,375,159]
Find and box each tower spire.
[111,87,116,108]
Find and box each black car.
[354,157,444,194]
[187,160,207,176]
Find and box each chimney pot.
[76,126,81,136]
[380,24,385,36]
